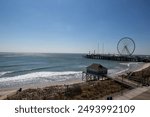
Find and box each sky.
[0,0,150,54]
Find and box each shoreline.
[134,63,150,72]
[0,62,150,100]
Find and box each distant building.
[83,63,108,81]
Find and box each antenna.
[102,43,104,54]
[98,42,99,54]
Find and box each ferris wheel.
[117,37,135,56]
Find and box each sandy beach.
[0,62,150,100]
[134,63,150,72]
[0,77,84,99]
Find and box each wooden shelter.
[83,63,108,81]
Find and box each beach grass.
[6,79,129,100]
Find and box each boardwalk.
[113,86,150,100]
[106,74,150,100]
[131,89,150,100]
[107,75,139,88]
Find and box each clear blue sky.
[0,0,150,54]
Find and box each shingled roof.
[87,63,107,72]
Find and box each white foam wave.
[109,62,143,76]
[120,62,138,67]
[115,68,129,75]
[0,71,82,83]
[0,71,13,77]
[108,63,131,76]
[120,62,144,72]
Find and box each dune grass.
[6,79,129,100]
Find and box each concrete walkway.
[131,89,150,100]
[113,86,150,100]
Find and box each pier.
[85,37,150,62]
[85,54,150,62]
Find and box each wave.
[108,62,144,76]
[0,71,82,83]
[120,62,138,67]
[0,71,13,77]
[115,68,129,75]
[120,62,144,72]
[1,65,64,77]
[0,63,37,68]
[108,63,131,76]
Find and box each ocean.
[0,52,142,89]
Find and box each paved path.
[113,86,150,100]
[131,88,150,100]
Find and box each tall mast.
[102,43,104,54]
[98,42,99,54]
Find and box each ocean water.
[0,52,141,89]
